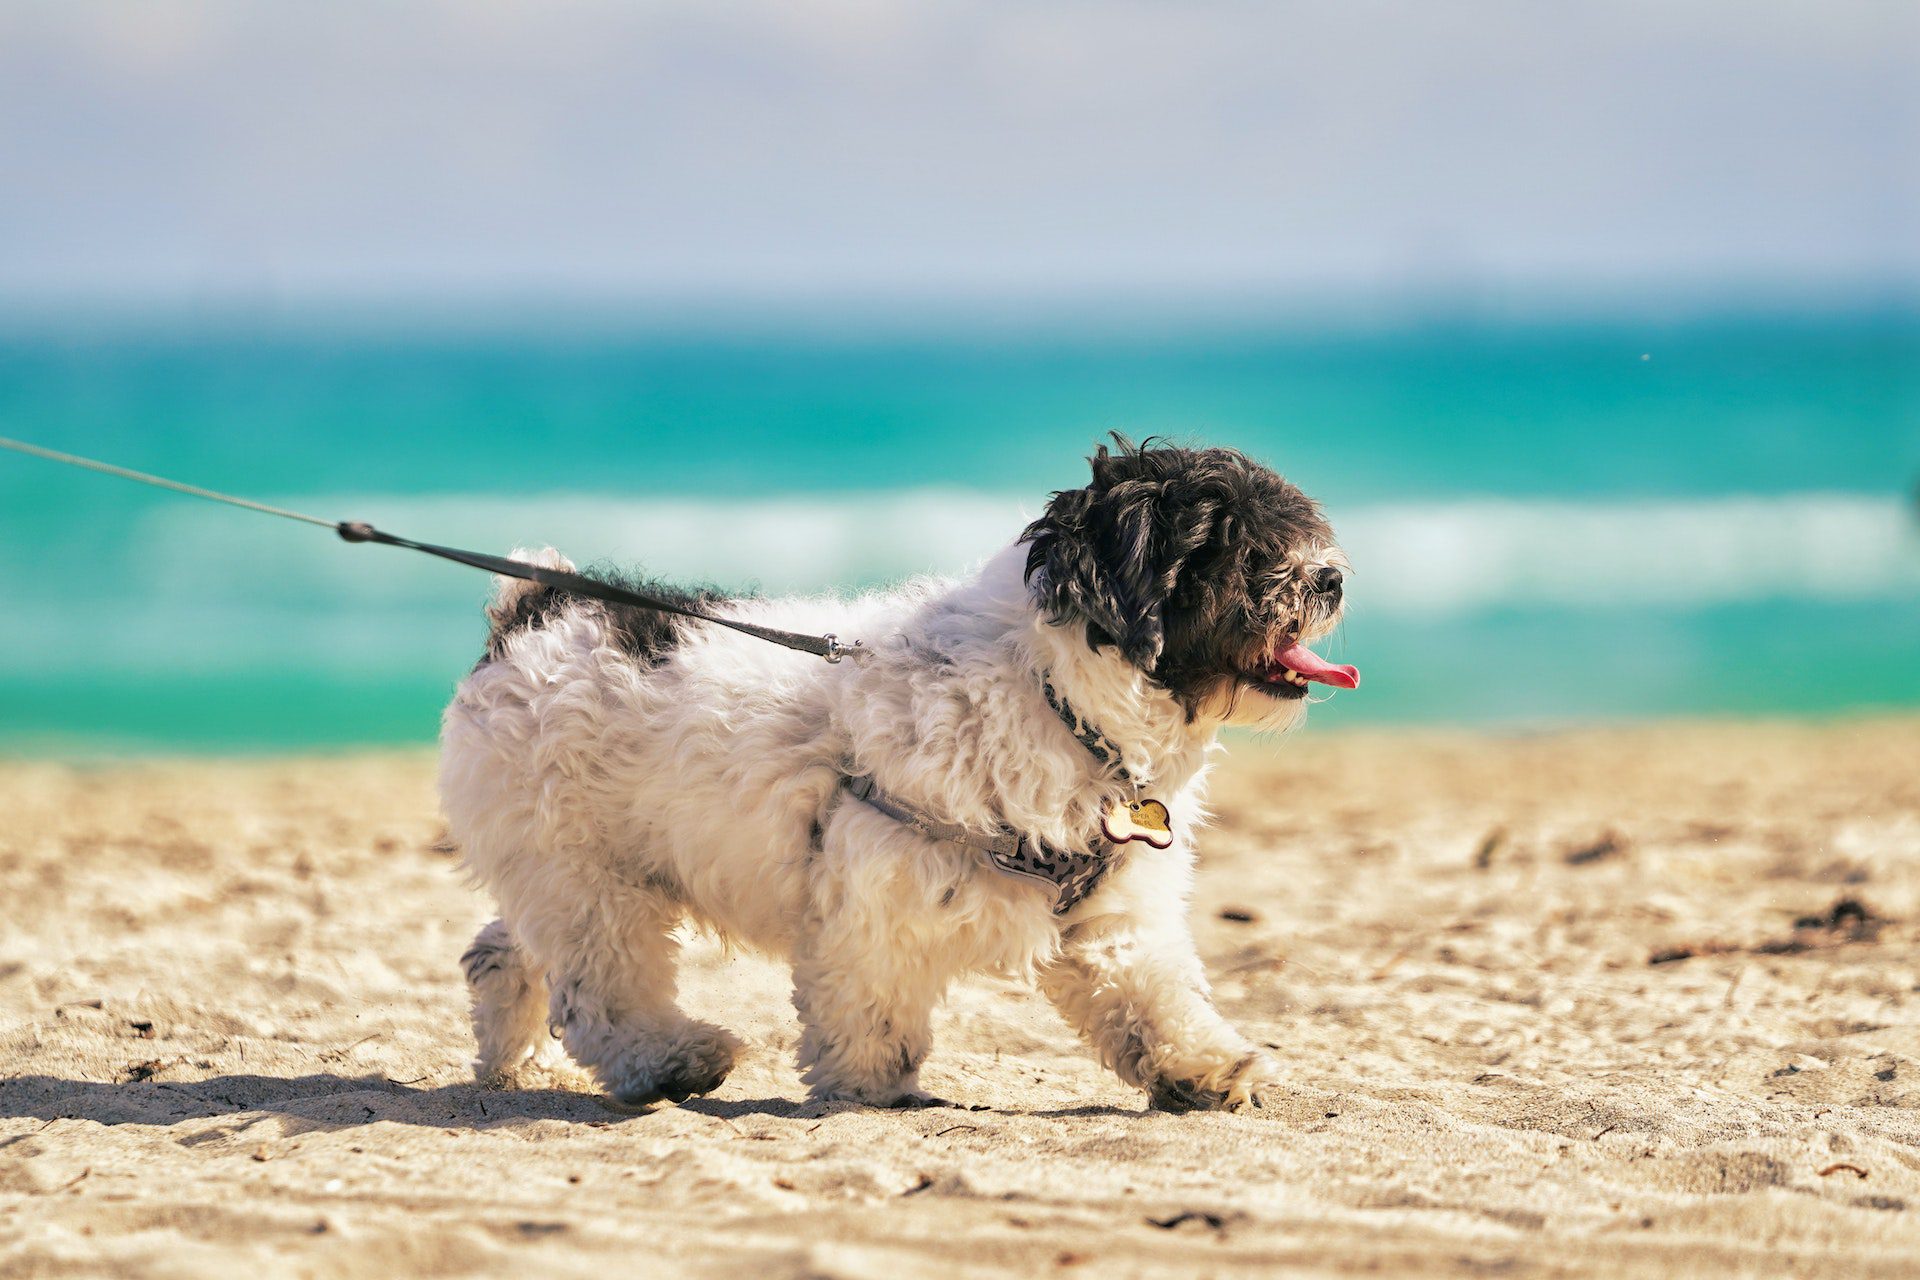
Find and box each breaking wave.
[9,489,1917,676]
[145,488,1920,608]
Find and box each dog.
[440,437,1356,1112]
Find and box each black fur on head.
[1020,435,1345,713]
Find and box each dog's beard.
[1175,603,1355,731]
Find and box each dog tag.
[1101,797,1174,849]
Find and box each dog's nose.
[1312,566,1344,595]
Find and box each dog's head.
[1020,436,1357,728]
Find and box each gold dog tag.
[1101,798,1174,849]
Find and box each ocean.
[2,304,1916,752]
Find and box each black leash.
[0,435,870,665]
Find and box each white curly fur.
[440,540,1328,1110]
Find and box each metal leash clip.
[821,634,872,666]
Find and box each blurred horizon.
[6,279,1919,333]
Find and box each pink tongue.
[1275,643,1360,690]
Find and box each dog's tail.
[482,546,573,655]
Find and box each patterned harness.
[839,679,1144,915]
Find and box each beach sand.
[5,718,1920,1277]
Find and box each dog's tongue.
[1275,642,1360,689]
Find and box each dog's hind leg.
[790,923,951,1108]
[462,917,549,1082]
[516,873,740,1106]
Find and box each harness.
[840,681,1154,915]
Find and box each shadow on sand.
[0,1073,1142,1138]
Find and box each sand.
[5,718,1920,1278]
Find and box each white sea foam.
[1337,494,1920,614]
[132,489,1035,604]
[141,488,1920,610]
[9,490,1917,675]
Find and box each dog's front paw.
[1220,1054,1289,1113]
[1147,1075,1224,1113]
[1148,1052,1285,1115]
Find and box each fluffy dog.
[440,437,1357,1111]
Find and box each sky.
[0,0,1915,306]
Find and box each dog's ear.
[1021,437,1222,671]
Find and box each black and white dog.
[442,438,1357,1111]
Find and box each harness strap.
[841,774,1021,860]
[841,774,1113,915]
[1040,678,1136,787]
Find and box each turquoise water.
[2,305,1916,752]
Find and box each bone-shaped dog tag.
[1101,798,1174,849]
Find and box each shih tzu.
[441,436,1357,1112]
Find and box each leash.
[0,435,871,665]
